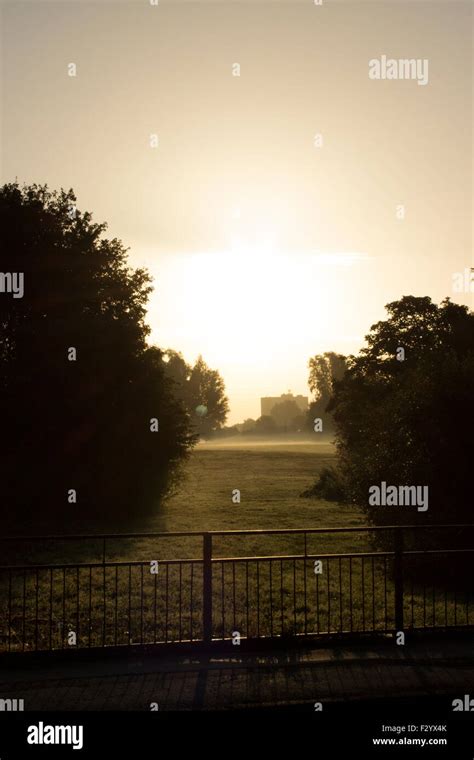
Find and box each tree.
[270,399,301,431]
[328,296,474,551]
[254,414,277,434]
[240,418,257,433]
[162,350,229,438]
[308,352,347,400]
[307,352,347,432]
[0,183,195,529]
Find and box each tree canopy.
[269,399,305,431]
[162,350,229,438]
[0,183,195,530]
[328,296,474,530]
[307,351,347,433]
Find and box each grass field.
[5,437,367,563]
[1,439,470,652]
[152,437,362,532]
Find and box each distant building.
[261,392,308,422]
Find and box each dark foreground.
[1,634,473,710]
[0,634,473,757]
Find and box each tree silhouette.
[307,352,347,432]
[308,352,347,400]
[254,415,277,434]
[329,296,474,533]
[270,399,302,431]
[162,350,229,438]
[0,183,194,530]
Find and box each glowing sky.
[1,0,472,423]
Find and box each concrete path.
[0,635,473,711]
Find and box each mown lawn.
[2,440,470,652]
[4,438,367,564]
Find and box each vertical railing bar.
[165,563,169,643]
[327,559,331,634]
[102,563,106,647]
[128,564,132,645]
[371,557,375,631]
[179,562,182,642]
[22,569,26,652]
[269,560,273,637]
[232,562,236,633]
[339,557,343,632]
[35,568,39,651]
[256,561,260,638]
[203,533,212,644]
[394,528,404,632]
[303,539,308,636]
[115,566,118,647]
[304,532,307,635]
[153,566,157,644]
[190,562,194,642]
[76,567,80,646]
[88,567,92,648]
[221,561,225,639]
[423,576,426,629]
[293,559,296,633]
[62,568,66,649]
[49,569,53,651]
[349,557,353,633]
[140,563,144,644]
[8,570,12,652]
[245,560,249,637]
[280,559,284,635]
[316,564,320,634]
[361,557,365,632]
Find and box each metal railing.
[0,524,473,653]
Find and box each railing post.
[394,528,404,631]
[203,533,213,644]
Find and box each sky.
[1,0,472,424]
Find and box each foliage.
[300,466,347,502]
[162,350,229,438]
[328,296,474,549]
[306,352,347,432]
[0,183,195,529]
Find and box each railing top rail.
[204,524,474,536]
[0,558,204,571]
[0,530,205,542]
[1,547,474,572]
[1,523,473,543]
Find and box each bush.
[300,466,347,502]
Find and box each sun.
[143,238,370,422]
[152,242,338,365]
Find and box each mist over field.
[197,435,335,451]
